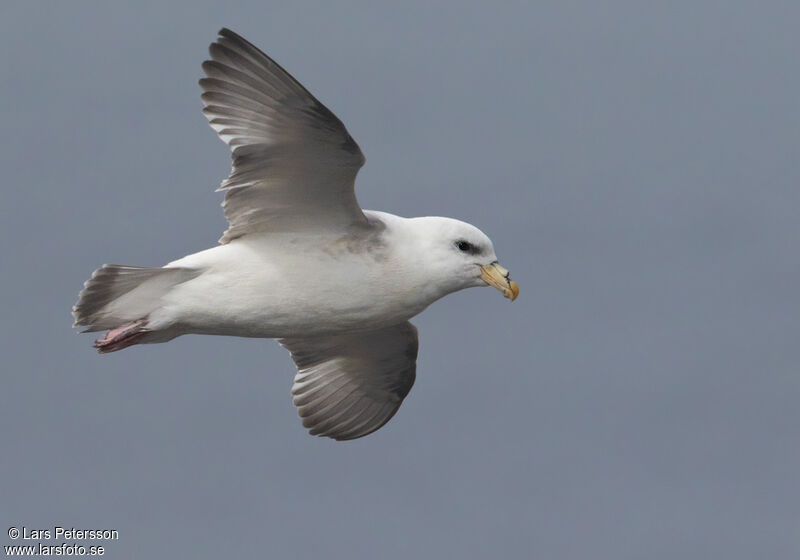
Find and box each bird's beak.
[479,262,519,301]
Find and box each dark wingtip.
[218,27,239,40]
[209,28,236,58]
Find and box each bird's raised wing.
[201,28,368,243]
[279,323,418,441]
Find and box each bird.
[72,28,519,441]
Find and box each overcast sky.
[2,2,799,558]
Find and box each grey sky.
[2,2,799,558]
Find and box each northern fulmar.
[73,28,519,440]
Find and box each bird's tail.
[72,264,199,353]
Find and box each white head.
[397,216,519,302]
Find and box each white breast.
[158,223,439,338]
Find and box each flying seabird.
[73,28,519,440]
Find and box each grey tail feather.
[72,264,199,332]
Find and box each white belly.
[158,232,438,338]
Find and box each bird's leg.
[94,319,148,354]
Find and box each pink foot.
[94,319,148,353]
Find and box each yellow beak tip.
[507,281,519,301]
[480,263,519,302]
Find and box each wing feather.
[201,28,367,242]
[280,323,418,441]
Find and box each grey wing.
[279,323,419,441]
[201,28,368,242]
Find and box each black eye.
[456,240,473,253]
